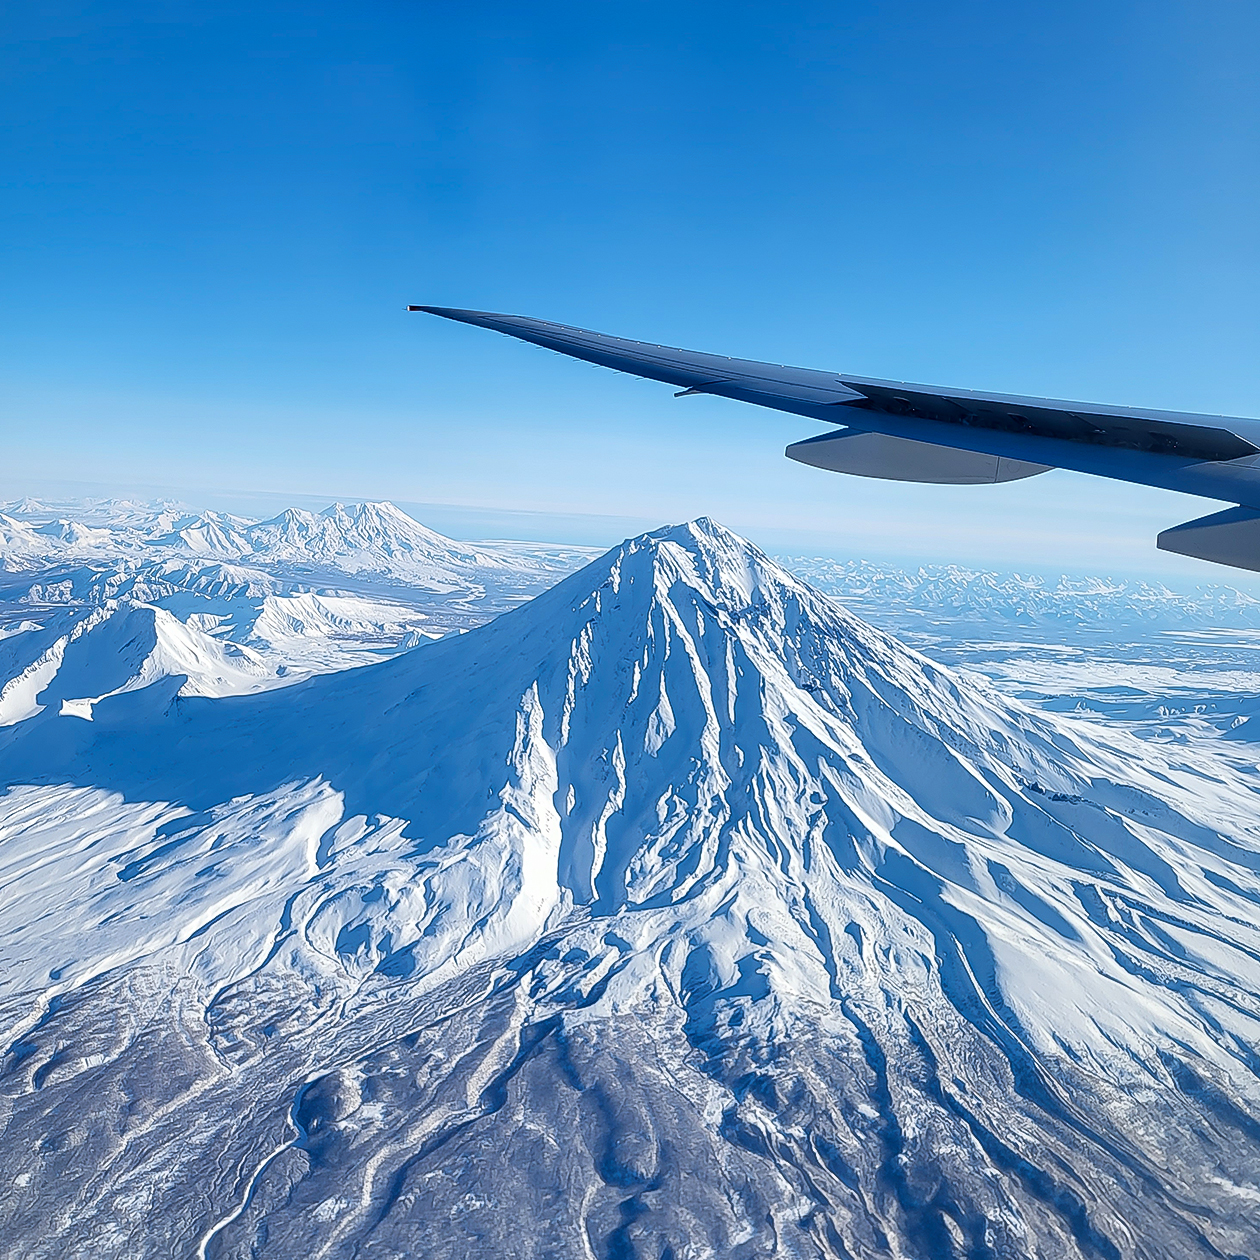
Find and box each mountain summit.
[2,519,1259,1258]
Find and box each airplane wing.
[410,305,1260,573]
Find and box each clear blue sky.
[3,2,1259,575]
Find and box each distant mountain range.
[2,518,1258,1258]
[0,499,600,706]
[785,554,1260,634]
[1,498,594,586]
[10,495,1260,630]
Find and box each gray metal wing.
[410,306,870,410]
[411,306,1260,573]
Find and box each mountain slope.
[1,520,1259,1259]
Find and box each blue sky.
[3,1,1259,575]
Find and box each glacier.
[1,510,1259,1258]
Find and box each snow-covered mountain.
[238,501,490,570]
[0,602,277,725]
[1,497,593,589]
[2,519,1258,1258]
[0,499,600,699]
[145,501,526,585]
[151,509,256,558]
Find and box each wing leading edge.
[410,305,1260,573]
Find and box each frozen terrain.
[1,513,1259,1258]
[786,554,1260,753]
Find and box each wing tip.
[405,305,507,327]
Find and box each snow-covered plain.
[1,502,1259,1259]
[788,553,1260,750]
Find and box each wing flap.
[787,430,1051,484]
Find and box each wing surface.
[414,305,1258,460]
[412,305,1260,567]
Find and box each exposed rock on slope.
[1,521,1259,1259]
